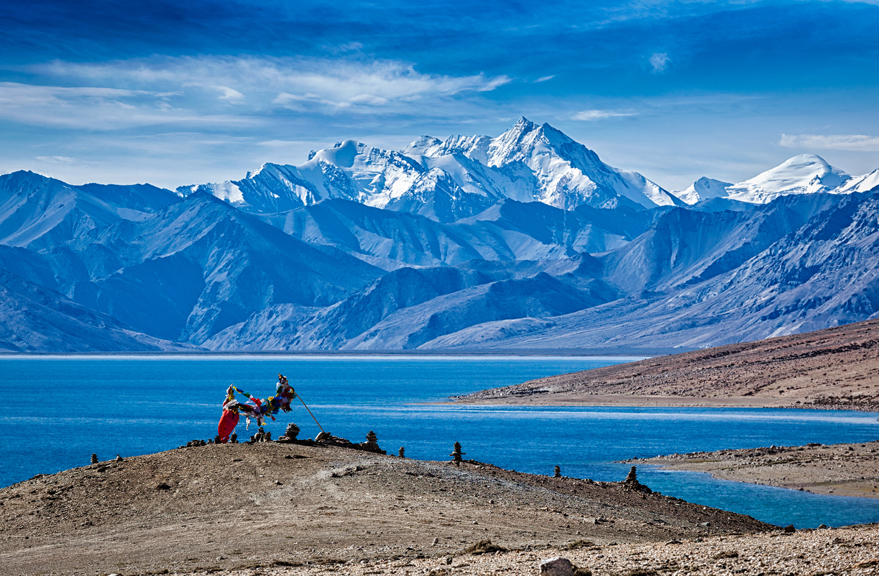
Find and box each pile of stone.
[247,427,272,443]
[623,465,652,494]
[276,423,300,443]
[313,430,387,454]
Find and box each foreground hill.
[457,318,879,410]
[0,442,770,575]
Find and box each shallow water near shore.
[3,355,879,528]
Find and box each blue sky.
[1,0,878,191]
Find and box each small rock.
[114,454,123,462]
[540,556,575,576]
[432,537,439,546]
[783,524,796,533]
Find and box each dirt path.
[630,440,879,499]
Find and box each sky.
[1,0,878,192]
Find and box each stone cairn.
[230,433,238,444]
[91,453,98,464]
[554,465,562,478]
[249,427,271,443]
[277,423,300,443]
[624,465,652,494]
[450,441,465,466]
[399,446,405,458]
[358,431,386,454]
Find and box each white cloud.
[35,155,76,164]
[534,75,555,83]
[0,82,258,130]
[780,133,879,152]
[573,109,638,121]
[30,56,511,117]
[649,52,670,73]
[214,86,245,103]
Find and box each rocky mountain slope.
[1,119,879,352]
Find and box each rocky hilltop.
[1,441,770,575]
[457,317,879,410]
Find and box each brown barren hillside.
[0,442,771,575]
[457,318,879,410]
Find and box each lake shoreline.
[449,393,879,412]
[628,439,879,500]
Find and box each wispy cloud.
[534,75,554,83]
[780,133,879,152]
[0,81,258,130]
[649,52,670,73]
[573,109,638,121]
[30,55,511,118]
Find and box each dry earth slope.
[0,441,771,576]
[458,318,879,410]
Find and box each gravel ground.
[167,523,879,576]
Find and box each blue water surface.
[2,355,879,529]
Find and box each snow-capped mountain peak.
[725,154,851,204]
[675,177,733,205]
[185,119,682,215]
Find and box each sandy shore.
[630,440,879,499]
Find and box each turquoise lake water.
[2,354,879,529]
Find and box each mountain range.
[2,117,878,352]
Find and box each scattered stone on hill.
[90,454,98,464]
[463,539,507,555]
[540,556,587,576]
[278,423,300,442]
[451,441,465,465]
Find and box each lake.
[2,354,879,528]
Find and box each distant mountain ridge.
[1,118,879,352]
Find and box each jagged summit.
[181,119,678,215]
